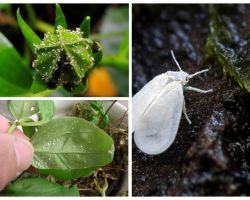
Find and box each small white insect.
[133,50,213,155]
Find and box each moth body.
[133,50,212,155]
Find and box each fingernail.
[13,137,34,174]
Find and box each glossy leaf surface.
[21,100,55,126]
[16,9,41,53]
[8,100,38,120]
[31,117,114,170]
[55,4,67,29]
[0,33,32,96]
[3,177,79,196]
[39,167,97,180]
[80,16,90,38]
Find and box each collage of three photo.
[0,2,249,197]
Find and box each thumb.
[0,134,33,191]
[14,136,34,174]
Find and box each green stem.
[8,123,17,134]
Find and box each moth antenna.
[171,50,182,71]
[188,69,209,79]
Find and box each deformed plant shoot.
[132,50,213,155]
[17,4,102,94]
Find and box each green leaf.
[16,9,41,53]
[21,100,55,126]
[55,4,67,30]
[30,77,48,94]
[89,101,109,129]
[71,101,109,129]
[39,167,97,180]
[80,16,90,38]
[0,4,11,11]
[0,32,33,96]
[22,119,37,138]
[31,117,114,170]
[8,100,38,120]
[2,177,79,196]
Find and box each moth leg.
[182,100,192,124]
[185,86,213,93]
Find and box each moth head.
[166,71,189,85]
[170,50,209,85]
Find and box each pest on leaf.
[132,50,213,155]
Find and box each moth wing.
[134,81,184,155]
[132,74,173,132]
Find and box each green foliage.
[2,177,79,196]
[31,117,114,170]
[8,100,55,128]
[1,4,128,97]
[0,4,11,11]
[33,26,98,91]
[39,167,97,180]
[98,6,129,96]
[22,119,37,138]
[55,4,67,29]
[80,16,91,38]
[17,9,41,53]
[205,5,250,93]
[0,33,33,96]
[71,101,109,129]
[8,100,38,120]
[5,100,115,188]
[20,101,55,126]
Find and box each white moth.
[133,50,213,155]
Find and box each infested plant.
[2,100,115,196]
[17,4,102,94]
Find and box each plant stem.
[8,122,17,134]
[98,100,117,127]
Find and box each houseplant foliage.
[1,100,114,196]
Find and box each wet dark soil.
[132,4,250,196]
